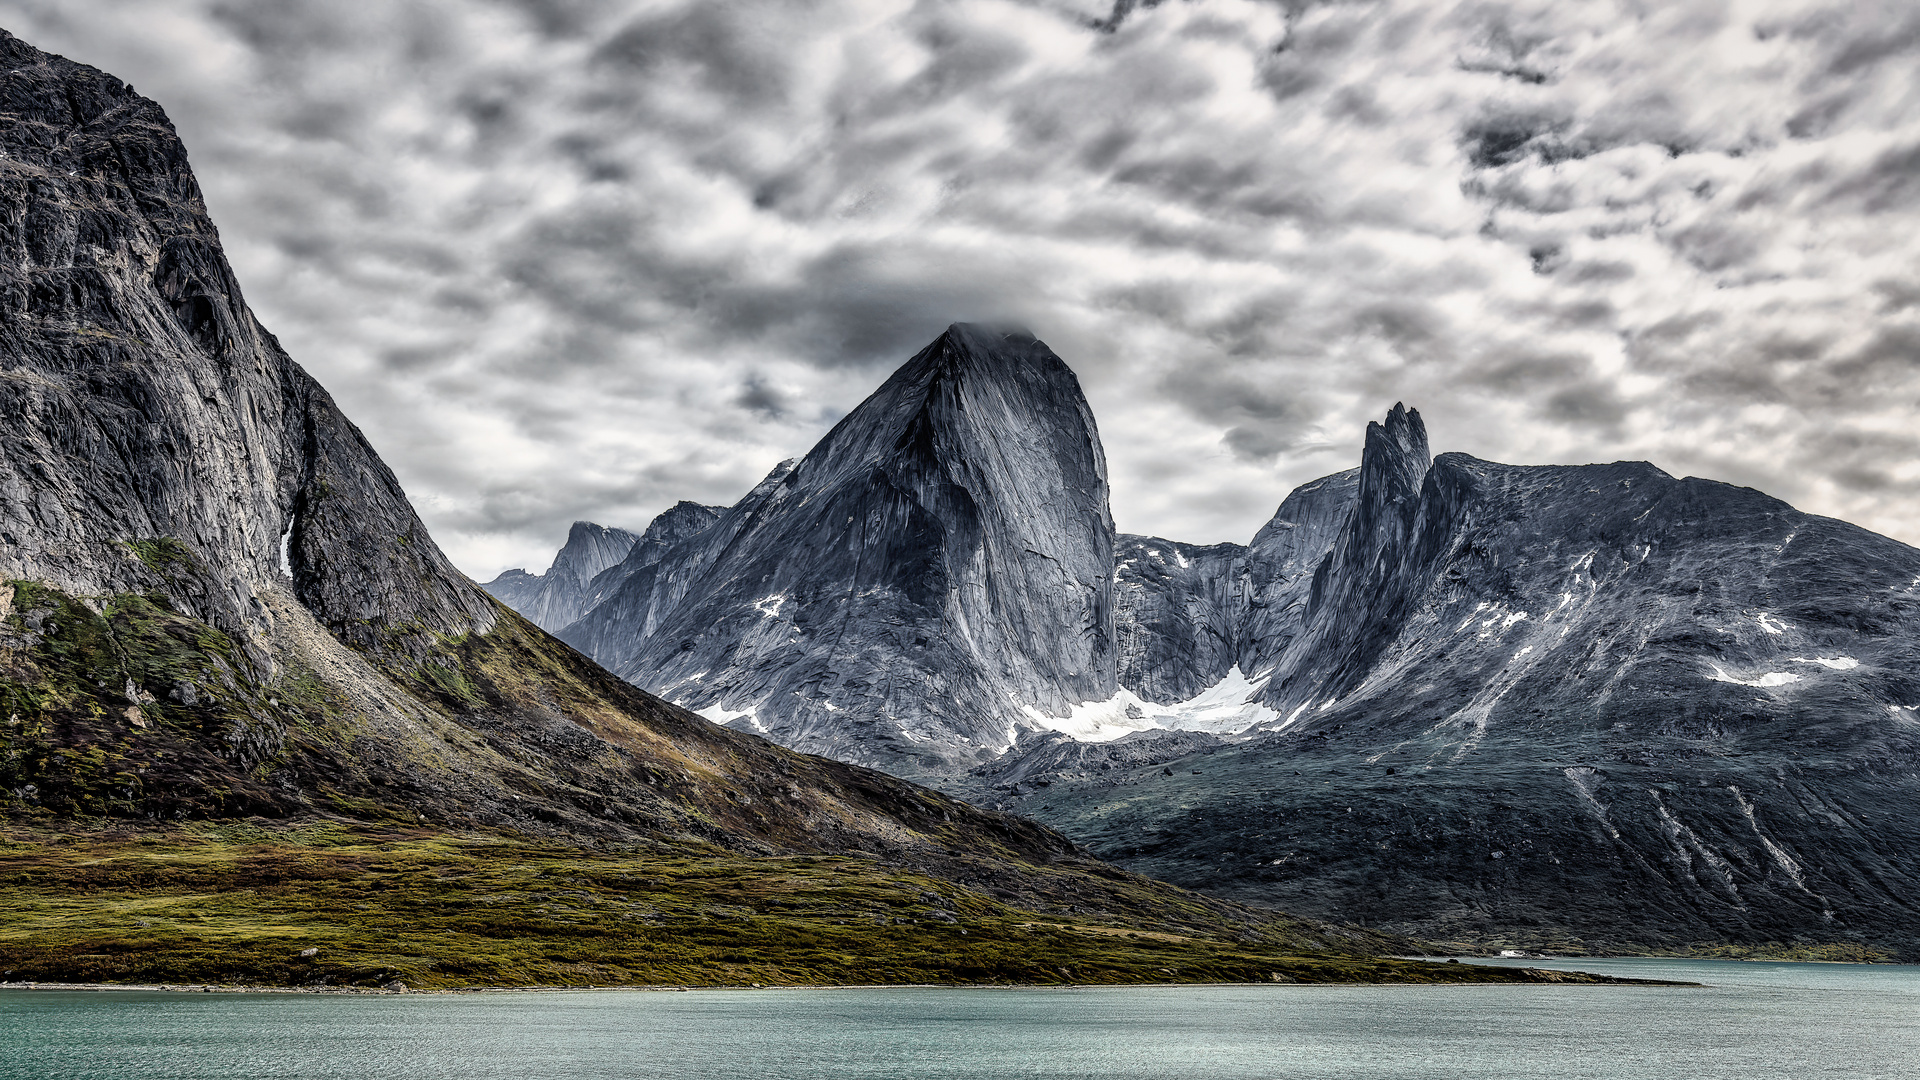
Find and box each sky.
[5,0,1919,577]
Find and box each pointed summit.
[561,324,1116,774]
[1355,403,1431,532]
[1262,404,1440,710]
[555,521,642,584]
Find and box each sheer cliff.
[560,324,1117,775]
[482,521,641,633]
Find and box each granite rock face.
[0,30,495,668]
[1257,404,1432,712]
[566,500,726,622]
[1112,536,1246,705]
[560,323,1117,774]
[1235,468,1359,680]
[481,522,636,633]
[1108,467,1360,709]
[968,405,1920,956]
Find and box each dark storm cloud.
[7,0,1920,571]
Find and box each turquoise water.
[3,958,1917,1079]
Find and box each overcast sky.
[7,0,1920,575]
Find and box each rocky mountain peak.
[554,521,640,582]
[0,31,495,668]
[1356,402,1431,522]
[922,321,1048,375]
[557,324,1116,774]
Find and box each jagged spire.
[1359,403,1431,511]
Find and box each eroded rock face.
[1107,467,1362,708]
[0,30,495,666]
[1235,469,1358,680]
[1112,537,1246,705]
[560,323,1116,774]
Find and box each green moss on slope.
[0,825,1651,989]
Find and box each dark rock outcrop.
[560,323,1117,774]
[969,728,1224,804]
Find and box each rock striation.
[1112,536,1246,705]
[0,34,496,669]
[560,323,1117,774]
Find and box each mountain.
[487,321,1920,955]
[559,323,1117,775]
[967,405,1920,958]
[0,32,1491,991]
[481,504,728,635]
[482,521,641,632]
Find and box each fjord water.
[4,960,1917,1080]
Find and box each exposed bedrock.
[561,323,1117,775]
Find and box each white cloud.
[5,0,1919,576]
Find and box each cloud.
[5,0,1920,575]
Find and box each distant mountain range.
[494,327,1920,957]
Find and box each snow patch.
[752,594,786,619]
[1021,666,1281,742]
[1457,602,1490,632]
[1789,656,1859,671]
[277,523,294,578]
[1173,550,1189,569]
[1753,612,1788,635]
[692,702,761,730]
[1706,665,1801,688]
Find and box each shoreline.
[0,974,1698,995]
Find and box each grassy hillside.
[0,823,1647,989]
